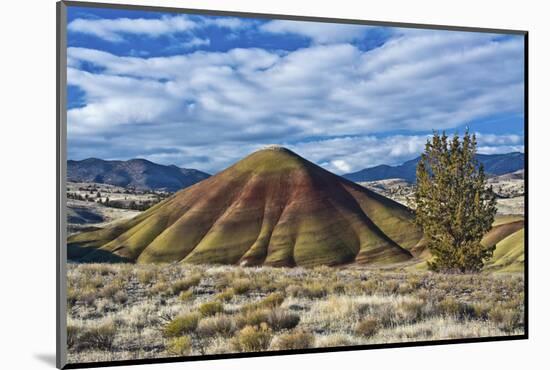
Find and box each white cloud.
[68,15,196,42]
[68,15,247,42]
[260,20,367,44]
[67,29,524,173]
[475,133,523,146]
[288,135,429,173]
[331,159,352,172]
[181,37,210,49]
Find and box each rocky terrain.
[359,170,524,215]
[67,182,170,235]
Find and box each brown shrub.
[355,317,380,338]
[272,330,315,350]
[396,299,425,323]
[236,308,270,329]
[488,305,522,333]
[77,321,117,350]
[197,314,236,338]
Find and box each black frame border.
[56,1,529,369]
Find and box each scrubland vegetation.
[66,263,524,363]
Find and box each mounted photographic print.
[56,1,528,368]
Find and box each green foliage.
[415,131,497,272]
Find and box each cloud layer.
[68,14,247,42]
[67,13,525,174]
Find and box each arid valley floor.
[66,263,524,363]
[65,150,525,364]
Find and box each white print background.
[0,0,547,369]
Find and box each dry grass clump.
[72,321,117,351]
[171,275,201,295]
[163,313,200,337]
[287,282,327,299]
[435,297,476,319]
[272,330,315,350]
[67,324,79,349]
[266,309,300,331]
[149,281,170,297]
[235,308,270,329]
[178,289,194,302]
[260,292,286,308]
[232,323,273,352]
[199,301,224,317]
[98,279,125,299]
[215,288,235,302]
[197,314,236,338]
[395,298,425,323]
[137,269,156,285]
[166,336,192,356]
[241,292,286,313]
[316,334,357,348]
[355,317,380,338]
[488,305,522,333]
[233,278,254,295]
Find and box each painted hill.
[482,216,525,272]
[68,146,424,267]
[68,158,210,192]
[343,152,524,183]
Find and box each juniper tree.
[414,131,497,273]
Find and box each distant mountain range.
[343,152,524,183]
[67,158,210,192]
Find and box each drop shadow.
[33,353,56,367]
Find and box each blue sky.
[66,6,525,175]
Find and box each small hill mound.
[69,147,423,267]
[484,228,524,272]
